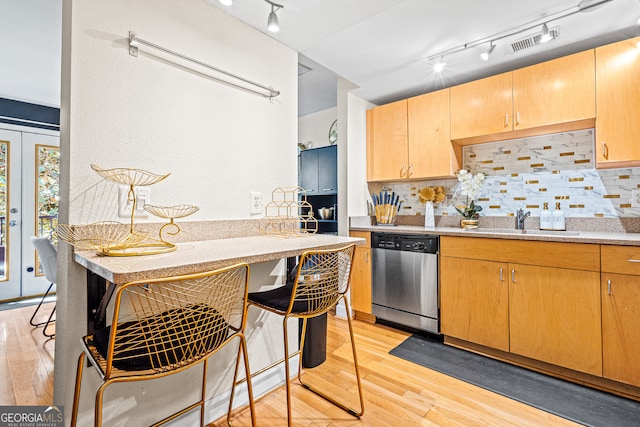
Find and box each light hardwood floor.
[214,315,579,427]
[1,303,577,426]
[0,302,55,406]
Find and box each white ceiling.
[0,0,62,107]
[207,0,640,116]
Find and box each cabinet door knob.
[511,269,516,283]
[607,279,611,295]
[407,164,413,178]
[515,112,520,126]
[400,165,407,177]
[504,113,509,128]
[499,267,504,282]
[602,141,608,159]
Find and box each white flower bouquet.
[454,169,485,219]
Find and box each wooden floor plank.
[0,302,55,407]
[216,315,581,426]
[0,303,582,426]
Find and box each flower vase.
[460,219,479,229]
[424,201,435,228]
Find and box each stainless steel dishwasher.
[371,233,439,334]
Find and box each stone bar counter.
[74,233,362,284]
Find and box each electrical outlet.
[250,192,263,214]
[119,186,150,218]
[632,189,640,208]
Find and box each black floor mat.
[390,334,640,427]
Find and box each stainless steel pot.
[318,207,334,220]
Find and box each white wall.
[347,94,375,218]
[63,1,297,224]
[58,0,297,424]
[298,107,337,149]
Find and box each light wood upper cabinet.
[366,99,408,181]
[408,89,461,178]
[451,50,595,142]
[349,231,372,314]
[595,36,640,168]
[367,91,460,181]
[450,72,513,140]
[513,50,595,130]
[441,256,509,352]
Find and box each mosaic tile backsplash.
[379,129,640,218]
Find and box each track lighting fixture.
[422,0,613,71]
[218,0,232,5]
[265,0,284,33]
[540,23,552,43]
[481,42,496,61]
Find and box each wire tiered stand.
[57,164,199,256]
[260,186,318,237]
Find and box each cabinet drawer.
[349,230,371,247]
[441,236,600,271]
[602,245,640,275]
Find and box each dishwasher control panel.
[371,233,438,254]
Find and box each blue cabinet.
[299,145,337,195]
[298,146,338,234]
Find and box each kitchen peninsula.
[74,233,362,285]
[70,232,363,426]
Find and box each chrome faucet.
[516,208,531,230]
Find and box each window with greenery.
[37,145,60,242]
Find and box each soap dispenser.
[540,202,553,230]
[552,202,566,231]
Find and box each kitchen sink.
[477,228,580,236]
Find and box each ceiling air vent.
[507,26,560,53]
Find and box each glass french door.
[0,128,60,301]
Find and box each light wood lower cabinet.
[349,231,372,314]
[601,273,640,387]
[441,257,509,352]
[509,264,601,376]
[601,245,640,387]
[440,236,602,376]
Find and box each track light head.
[481,42,496,61]
[265,1,283,33]
[267,10,280,32]
[540,23,552,43]
[434,57,446,72]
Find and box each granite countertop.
[75,234,363,284]
[350,219,640,247]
